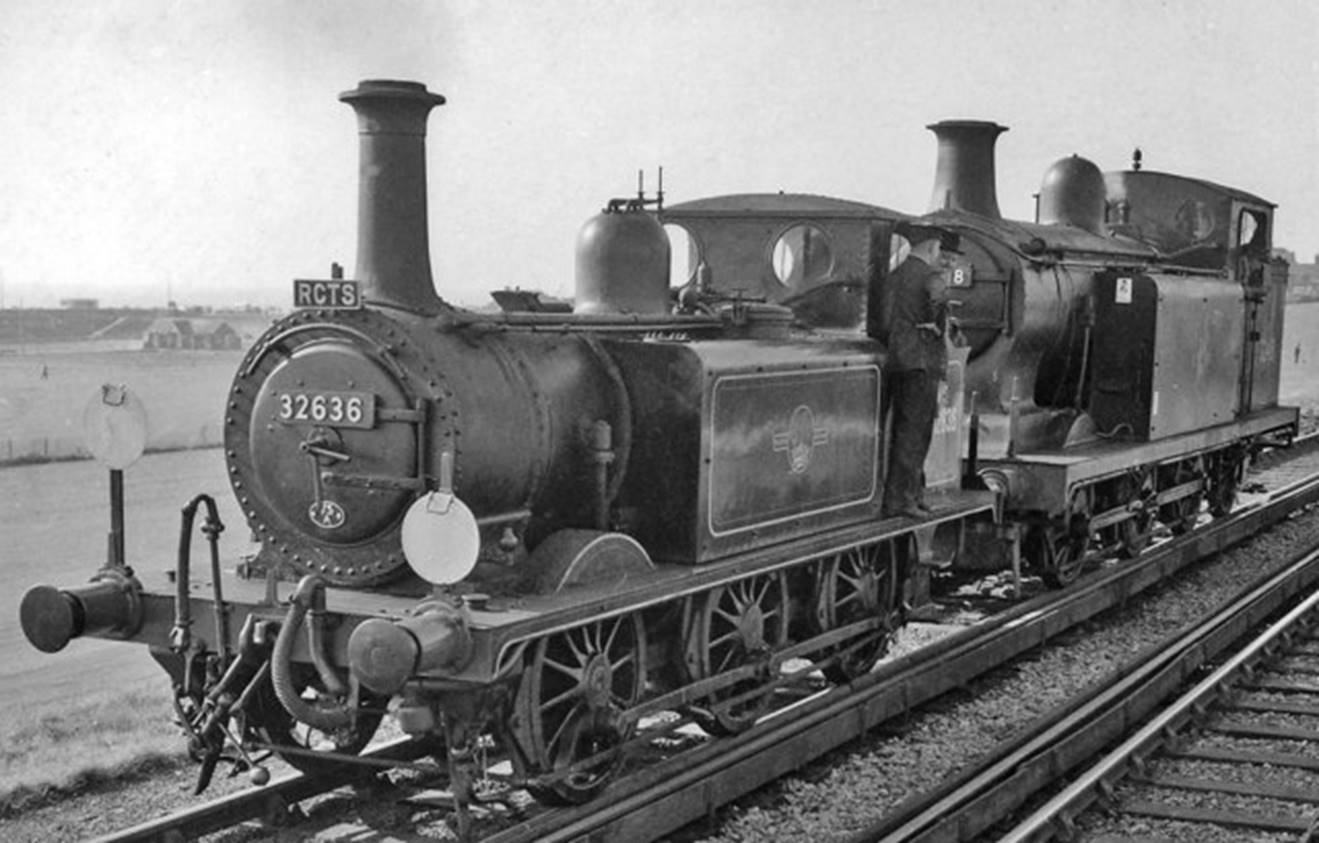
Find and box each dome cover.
[1039,155,1106,233]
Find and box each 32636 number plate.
[276,391,376,429]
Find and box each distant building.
[1277,250,1319,302]
[59,298,99,309]
[144,317,242,350]
[193,319,242,349]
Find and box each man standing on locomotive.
[879,222,957,518]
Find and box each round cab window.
[664,223,698,288]
[771,224,834,292]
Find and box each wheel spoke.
[539,685,584,714]
[709,628,742,648]
[610,650,636,673]
[544,707,581,757]
[714,641,747,673]
[569,628,593,663]
[602,618,622,655]
[713,605,742,626]
[542,655,585,682]
[749,577,770,604]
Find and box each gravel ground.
[673,503,1319,843]
[1067,620,1319,840]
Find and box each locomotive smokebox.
[1038,155,1107,233]
[574,204,671,315]
[927,120,1007,219]
[340,80,447,314]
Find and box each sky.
[0,0,1316,310]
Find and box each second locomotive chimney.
[926,120,1007,219]
[339,80,447,313]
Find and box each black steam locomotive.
[664,120,1295,586]
[19,80,1295,811]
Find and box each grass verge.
[0,687,188,817]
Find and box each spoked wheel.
[246,665,387,776]
[685,571,789,736]
[513,614,645,805]
[1116,473,1156,559]
[1031,489,1091,588]
[1028,526,1084,588]
[813,541,901,684]
[1158,459,1204,535]
[1207,449,1245,518]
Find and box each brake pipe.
[172,494,228,662]
[271,575,355,730]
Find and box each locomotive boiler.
[19,79,997,814]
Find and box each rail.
[83,739,434,843]
[854,533,1319,841]
[1000,550,1319,841]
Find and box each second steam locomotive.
[20,79,1295,815]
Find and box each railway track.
[999,549,1319,841]
[82,446,1319,843]
[83,740,436,843]
[849,528,1319,842]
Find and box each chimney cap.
[339,79,446,108]
[926,119,1008,135]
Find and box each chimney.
[339,80,447,313]
[926,120,1008,219]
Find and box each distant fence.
[0,421,225,467]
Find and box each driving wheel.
[685,571,788,735]
[513,613,644,805]
[1032,489,1091,588]
[812,541,900,683]
[1116,472,1156,559]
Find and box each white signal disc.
[81,384,148,470]
[401,491,480,585]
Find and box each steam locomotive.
[665,120,1296,586]
[19,79,1295,813]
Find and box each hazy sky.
[1,0,1316,309]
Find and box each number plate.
[276,391,376,429]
